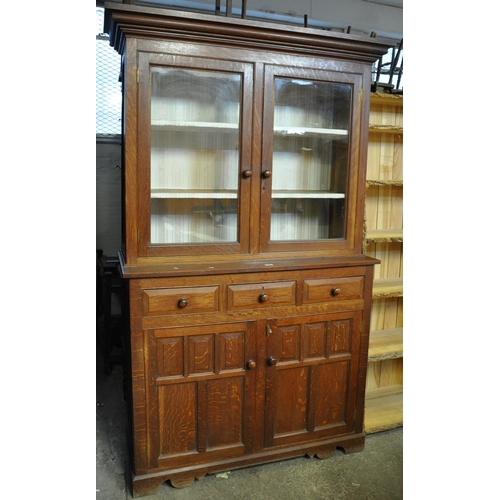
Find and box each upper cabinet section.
[104,3,395,268]
[137,53,254,258]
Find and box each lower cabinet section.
[125,266,374,497]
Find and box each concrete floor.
[96,352,403,500]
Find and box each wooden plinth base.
[130,433,366,497]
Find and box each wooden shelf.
[274,126,347,138]
[369,124,403,134]
[370,92,403,106]
[152,120,239,132]
[151,189,238,199]
[373,278,403,298]
[368,328,403,361]
[366,179,403,187]
[365,229,403,243]
[273,190,345,199]
[365,91,403,435]
[365,385,403,434]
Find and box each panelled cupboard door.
[137,51,254,258]
[260,65,364,254]
[144,322,257,471]
[264,312,362,448]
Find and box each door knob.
[242,170,252,178]
[247,360,256,370]
[267,356,277,366]
[262,170,272,178]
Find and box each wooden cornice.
[104,2,396,62]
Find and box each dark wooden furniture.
[96,250,123,374]
[104,3,394,497]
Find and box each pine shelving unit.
[364,91,403,434]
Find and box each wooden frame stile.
[123,37,139,265]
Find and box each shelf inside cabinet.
[273,190,345,199]
[151,189,238,199]
[373,278,403,298]
[365,229,403,243]
[274,126,348,138]
[368,328,403,361]
[152,120,239,132]
[365,385,403,434]
[366,179,403,187]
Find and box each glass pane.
[150,68,241,244]
[271,78,351,241]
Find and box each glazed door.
[264,312,362,448]
[137,52,254,257]
[145,322,257,471]
[260,65,364,254]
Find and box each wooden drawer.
[143,286,219,315]
[303,276,364,305]
[227,281,296,311]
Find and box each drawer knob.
[267,356,277,366]
[331,287,341,296]
[247,360,256,370]
[177,298,188,308]
[259,293,269,303]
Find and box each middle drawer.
[227,281,297,311]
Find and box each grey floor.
[96,351,403,500]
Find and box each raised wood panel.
[275,324,301,363]
[219,331,245,372]
[328,319,352,355]
[188,335,215,375]
[314,361,349,428]
[304,322,327,360]
[156,337,184,378]
[275,366,309,436]
[206,377,244,449]
[157,383,197,456]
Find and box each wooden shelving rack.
[364,91,403,434]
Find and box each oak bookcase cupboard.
[364,92,403,433]
[104,3,395,497]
